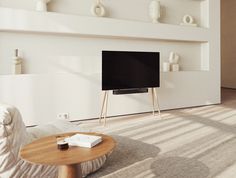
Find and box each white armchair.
[0,104,107,178]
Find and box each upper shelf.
[0,7,209,42]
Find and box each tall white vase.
[12,49,22,75]
[149,0,161,23]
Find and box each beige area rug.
[85,89,236,178]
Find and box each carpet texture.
[84,89,236,178]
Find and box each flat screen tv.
[102,50,160,91]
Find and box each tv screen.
[102,51,160,90]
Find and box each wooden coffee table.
[20,132,116,178]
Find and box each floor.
[81,88,236,178]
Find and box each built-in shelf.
[0,7,209,42]
[161,70,209,73]
[0,71,208,77]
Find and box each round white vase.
[149,0,161,23]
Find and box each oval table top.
[20,132,116,166]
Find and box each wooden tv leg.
[151,88,161,118]
[99,91,109,125]
[153,88,161,118]
[104,92,109,126]
[99,91,107,124]
[151,88,155,116]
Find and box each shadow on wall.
[88,135,161,178]
[151,156,209,178]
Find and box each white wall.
[0,0,221,126]
[221,0,236,89]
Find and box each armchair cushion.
[0,104,109,178]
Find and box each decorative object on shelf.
[168,51,180,64]
[149,0,161,23]
[163,62,170,72]
[168,51,180,72]
[35,0,51,12]
[180,14,197,27]
[12,49,23,75]
[171,64,180,72]
[91,0,106,17]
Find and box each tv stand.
[99,88,161,126]
[151,88,161,117]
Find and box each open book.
[65,134,102,148]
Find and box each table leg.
[58,164,82,178]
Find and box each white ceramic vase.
[168,52,180,64]
[35,0,51,12]
[12,49,22,75]
[91,0,106,17]
[163,62,170,72]
[180,14,197,27]
[171,64,180,72]
[149,0,161,23]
